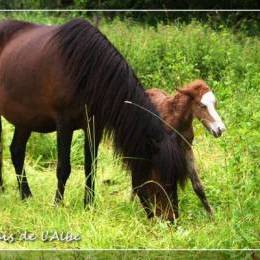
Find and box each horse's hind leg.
[10,127,32,199]
[0,116,3,192]
[186,149,214,215]
[54,123,73,205]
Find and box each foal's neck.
[162,92,194,143]
[172,92,193,129]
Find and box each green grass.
[0,13,259,250]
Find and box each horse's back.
[0,21,73,132]
[0,20,36,54]
[0,20,55,87]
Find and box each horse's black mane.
[52,19,188,187]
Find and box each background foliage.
[0,0,259,36]
[0,12,259,249]
[0,0,259,9]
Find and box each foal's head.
[178,80,226,137]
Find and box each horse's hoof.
[84,199,95,210]
[84,204,91,210]
[0,185,4,192]
[21,191,33,200]
[84,196,94,208]
[207,206,215,218]
[53,201,64,208]
[84,202,92,210]
[53,198,64,207]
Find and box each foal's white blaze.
[201,91,226,134]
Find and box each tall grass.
[0,13,259,250]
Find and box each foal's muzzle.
[210,123,226,138]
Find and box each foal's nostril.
[212,128,222,138]
[218,122,226,132]
[217,127,222,136]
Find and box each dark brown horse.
[146,79,226,215]
[0,19,188,221]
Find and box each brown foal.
[146,79,226,215]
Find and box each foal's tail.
[0,116,3,190]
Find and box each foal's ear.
[176,88,194,99]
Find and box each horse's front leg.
[83,125,102,207]
[10,127,32,199]
[0,116,3,192]
[186,149,214,216]
[54,122,73,205]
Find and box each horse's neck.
[162,93,194,143]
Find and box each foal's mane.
[177,80,210,97]
[51,19,188,187]
[171,92,191,114]
[172,79,210,111]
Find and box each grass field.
[0,12,259,251]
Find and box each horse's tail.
[0,116,3,191]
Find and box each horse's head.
[133,174,177,221]
[133,133,187,222]
[141,171,178,221]
[178,80,226,138]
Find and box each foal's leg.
[186,149,214,215]
[171,182,179,219]
[10,127,32,199]
[83,125,102,207]
[54,123,73,204]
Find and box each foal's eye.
[200,104,207,109]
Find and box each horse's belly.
[0,94,57,132]
[2,112,56,133]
